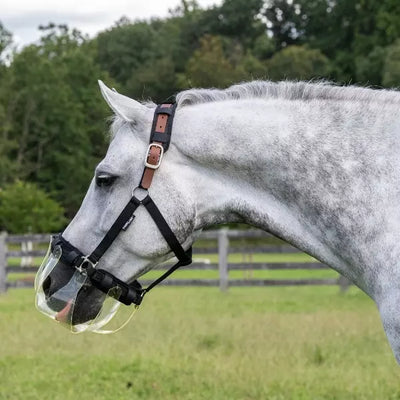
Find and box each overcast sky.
[1,0,221,47]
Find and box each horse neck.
[173,97,400,294]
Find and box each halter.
[53,103,192,306]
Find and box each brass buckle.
[145,143,164,170]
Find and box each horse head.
[35,81,199,332]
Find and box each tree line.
[0,0,400,232]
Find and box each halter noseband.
[53,103,192,306]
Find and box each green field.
[0,286,399,400]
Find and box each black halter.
[54,103,192,306]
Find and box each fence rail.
[0,229,350,293]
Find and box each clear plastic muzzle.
[35,243,139,334]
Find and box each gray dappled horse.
[38,80,400,363]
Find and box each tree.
[197,0,265,47]
[382,40,400,88]
[2,24,112,216]
[252,34,276,60]
[95,0,267,99]
[376,0,400,43]
[264,0,400,85]
[355,46,387,85]
[266,45,330,81]
[127,57,177,102]
[0,22,17,184]
[0,22,12,60]
[96,20,157,87]
[179,35,240,88]
[0,181,66,233]
[236,51,267,81]
[96,17,187,101]
[264,0,301,49]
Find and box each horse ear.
[98,80,146,123]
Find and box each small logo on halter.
[122,215,136,231]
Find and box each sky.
[1,0,221,47]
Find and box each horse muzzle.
[35,241,139,334]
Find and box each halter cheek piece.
[54,103,192,306]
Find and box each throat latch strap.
[142,195,190,263]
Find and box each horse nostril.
[42,276,51,297]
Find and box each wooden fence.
[0,229,351,293]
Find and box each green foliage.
[0,138,18,185]
[1,0,400,225]
[1,24,111,216]
[0,22,12,59]
[0,181,66,233]
[196,0,265,46]
[236,51,267,80]
[376,0,400,43]
[267,45,330,81]
[264,0,400,83]
[264,0,301,49]
[355,46,387,85]
[382,40,400,88]
[96,20,157,87]
[252,34,276,60]
[127,56,177,101]
[179,35,240,88]
[96,18,184,102]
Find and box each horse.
[35,79,400,363]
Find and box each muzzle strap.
[90,268,143,305]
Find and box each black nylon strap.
[90,269,144,305]
[144,247,192,294]
[152,132,169,144]
[141,195,190,263]
[89,196,141,263]
[149,103,177,151]
[54,235,84,267]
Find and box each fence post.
[0,232,7,293]
[338,275,351,293]
[218,228,229,292]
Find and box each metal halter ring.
[76,256,98,274]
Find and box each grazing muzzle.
[34,103,192,334]
[35,236,142,334]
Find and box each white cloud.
[1,0,221,46]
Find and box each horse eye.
[96,174,117,188]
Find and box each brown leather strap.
[141,146,162,189]
[140,104,175,190]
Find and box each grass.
[0,286,399,400]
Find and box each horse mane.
[175,80,400,108]
[110,80,400,139]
